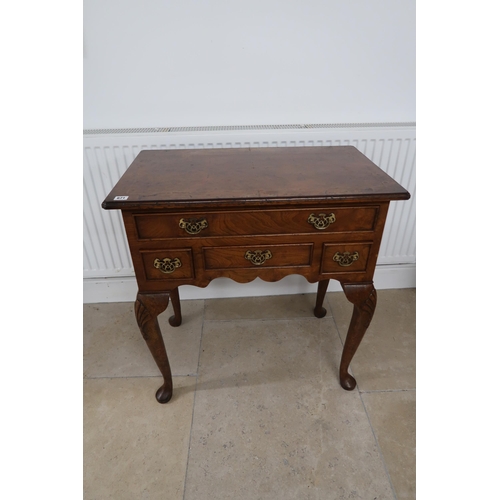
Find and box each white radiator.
[83,124,416,303]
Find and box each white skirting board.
[83,263,416,304]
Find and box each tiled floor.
[84,289,415,500]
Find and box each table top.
[102,146,410,210]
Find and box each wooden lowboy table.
[102,146,410,403]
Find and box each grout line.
[203,314,332,323]
[327,292,347,341]
[360,391,399,500]
[328,289,397,498]
[326,293,345,351]
[83,374,197,380]
[182,299,206,500]
[360,388,416,393]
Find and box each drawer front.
[203,243,313,270]
[134,206,378,240]
[320,243,372,274]
[140,248,194,280]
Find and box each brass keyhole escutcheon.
[153,257,182,274]
[244,249,273,266]
[307,213,336,230]
[333,251,359,267]
[179,217,208,235]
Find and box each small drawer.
[320,243,372,274]
[203,243,313,270]
[133,206,378,240]
[140,248,194,280]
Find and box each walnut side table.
[102,146,410,403]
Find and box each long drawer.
[133,206,379,240]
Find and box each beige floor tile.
[83,300,204,378]
[328,288,416,391]
[184,318,394,500]
[84,376,196,500]
[204,292,332,321]
[362,390,416,500]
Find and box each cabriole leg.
[135,292,173,403]
[168,287,182,327]
[339,282,377,390]
[314,279,330,318]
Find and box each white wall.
[83,0,415,129]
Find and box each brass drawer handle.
[307,213,336,230]
[179,217,208,235]
[244,249,273,266]
[153,257,182,274]
[333,251,359,267]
